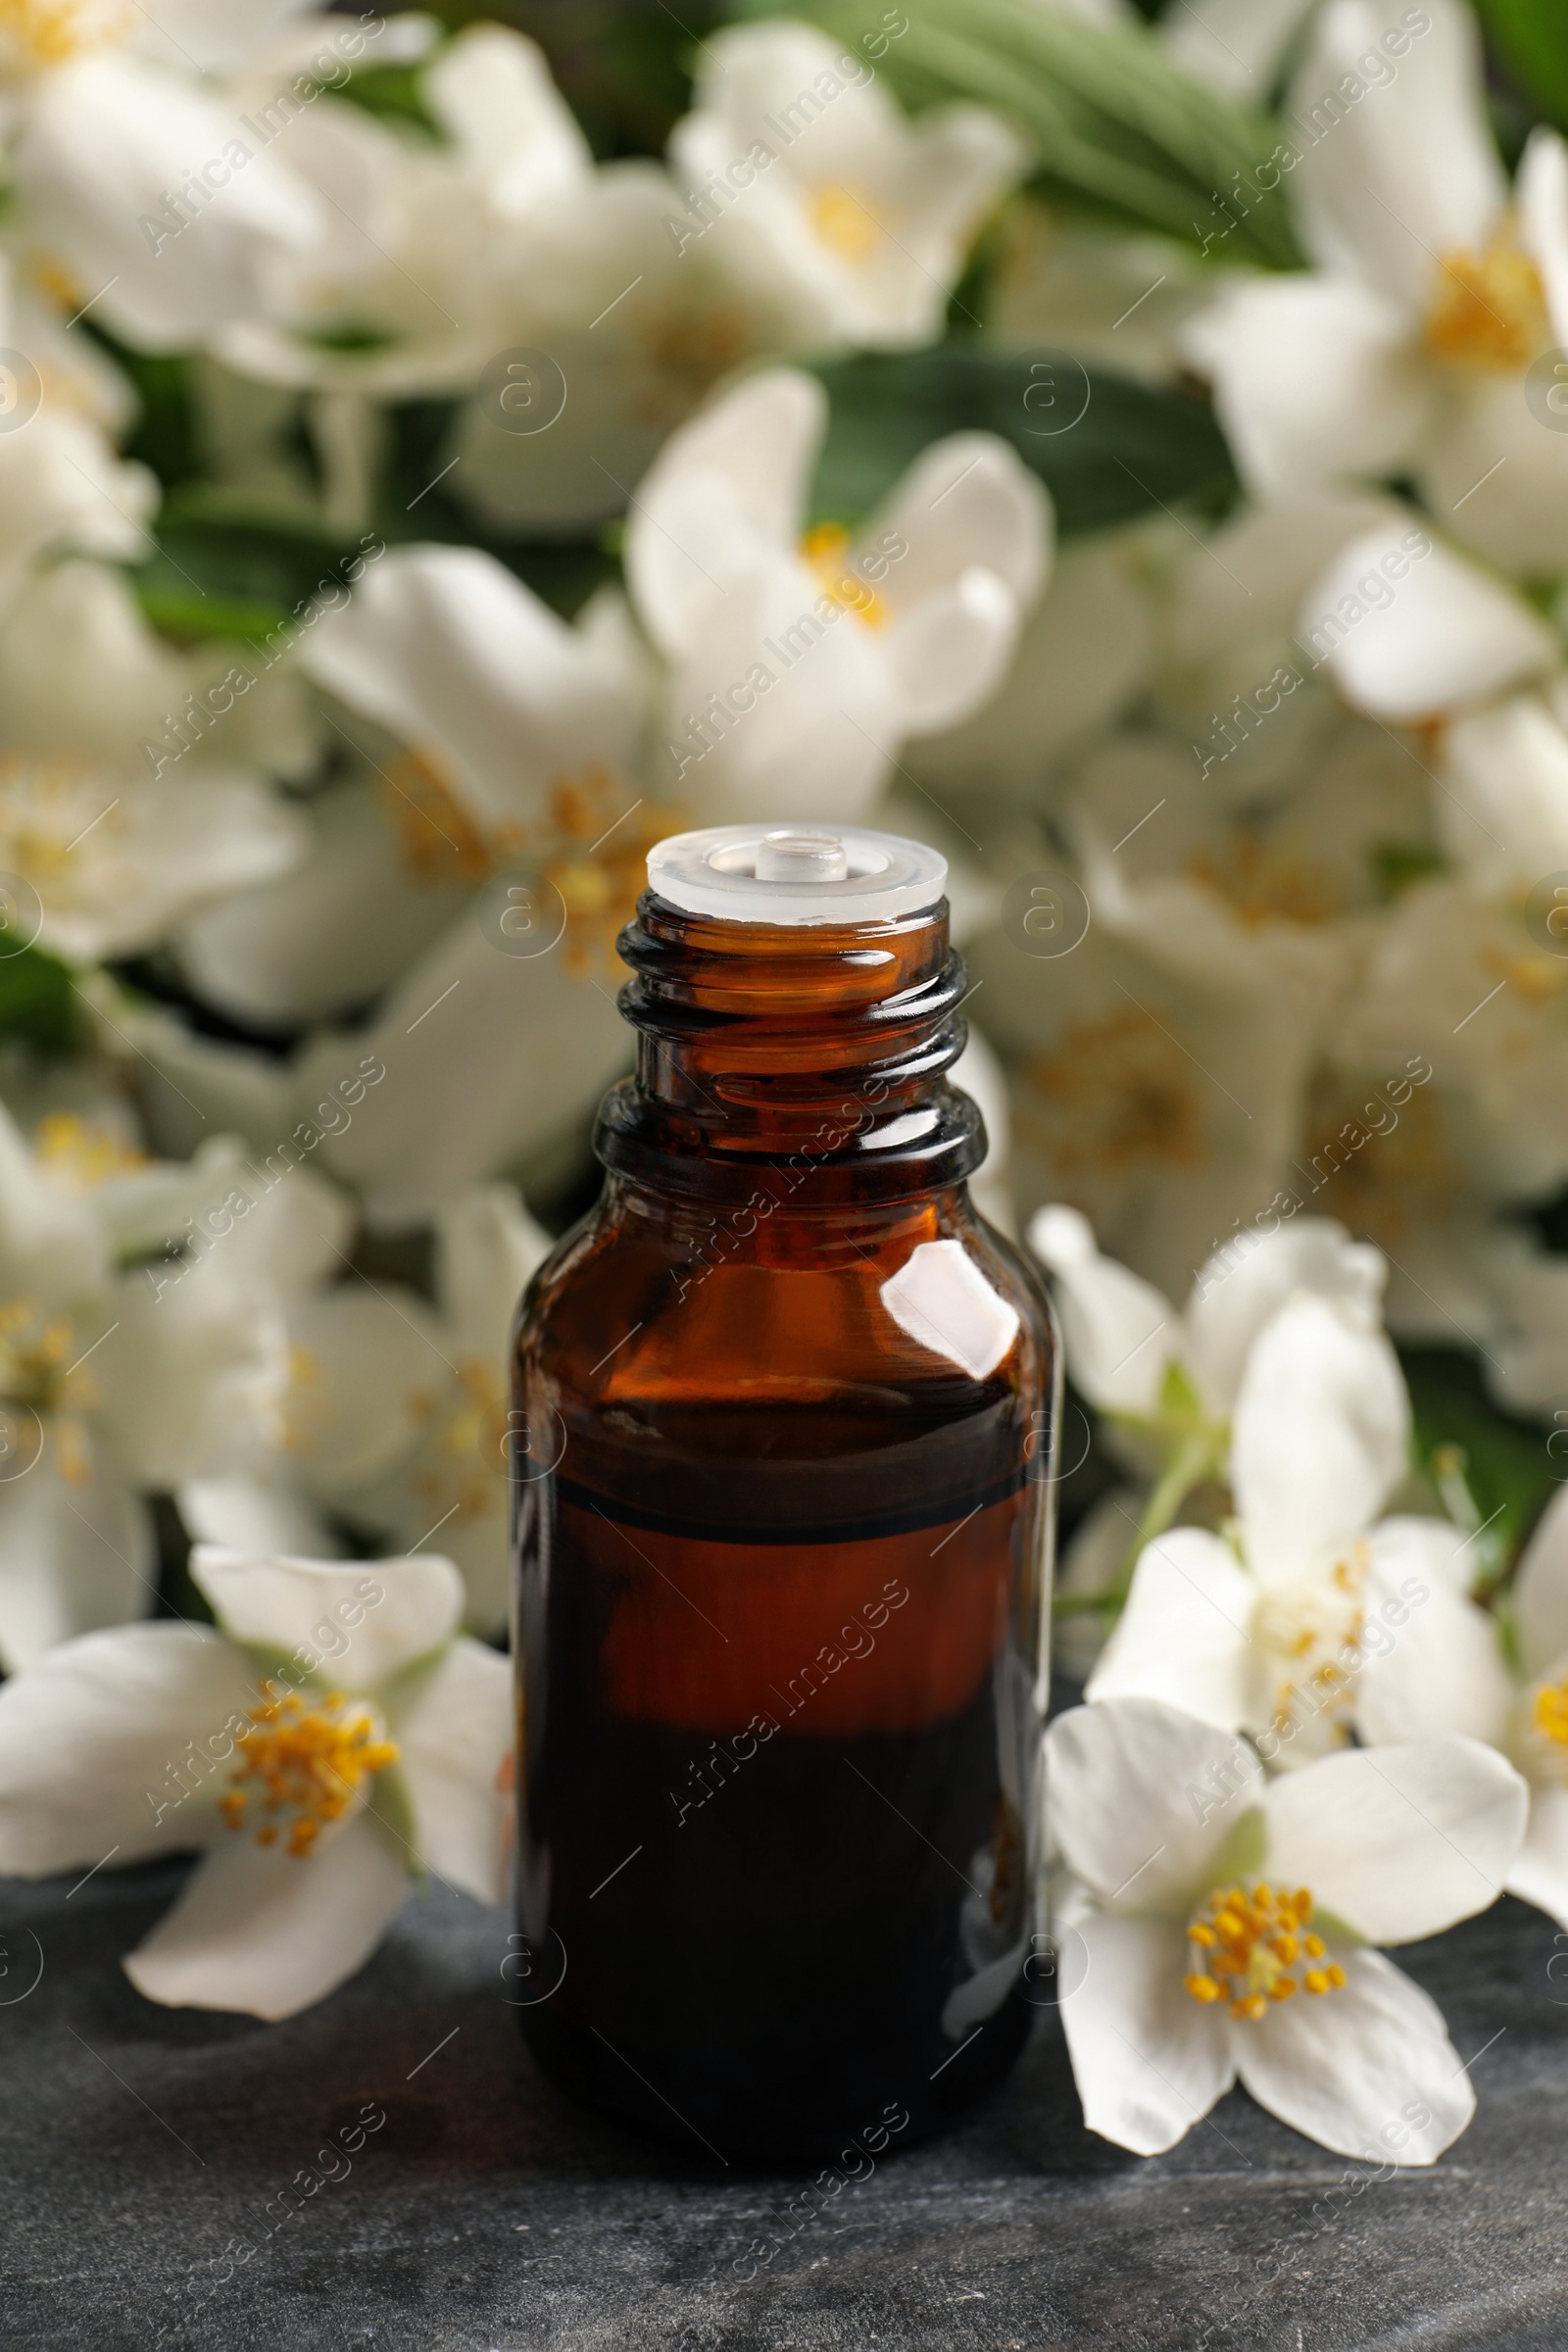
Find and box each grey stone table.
[4,1859,1568,2351]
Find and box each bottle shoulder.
[514,1182,1054,1416]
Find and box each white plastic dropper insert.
[647,824,947,925]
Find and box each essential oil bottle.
[510,823,1058,2159]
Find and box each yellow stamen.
[1531,1674,1568,1779]
[631,304,752,431]
[1302,1073,1460,1251]
[32,255,85,312]
[385,756,670,982]
[1426,236,1550,371]
[381,748,497,887]
[408,1357,508,1526]
[1022,1005,1207,1183]
[275,1345,334,1456]
[800,521,889,629]
[1480,941,1568,1004]
[808,181,885,262]
[1186,833,1338,929]
[0,0,131,66]
[223,1683,398,1860]
[0,1297,96,1478]
[1254,1547,1371,1753]
[1184,1880,1342,2021]
[1538,1680,1568,1743]
[32,1111,144,1189]
[0,752,139,902]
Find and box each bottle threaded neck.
[595,890,983,1203]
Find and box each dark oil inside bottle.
[511,858,1057,2161]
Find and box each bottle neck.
[594,889,983,1205]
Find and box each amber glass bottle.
[510,824,1058,2160]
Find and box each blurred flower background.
[5,0,1568,2139]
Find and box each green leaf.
[1474,0,1568,137]
[808,347,1236,535]
[305,322,403,356]
[324,60,448,138]
[150,1493,216,1627]
[130,466,618,647]
[126,503,360,646]
[734,0,1303,268]
[80,327,201,493]
[1369,838,1448,902]
[1400,1346,1558,1588]
[0,944,81,1057]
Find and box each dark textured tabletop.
[5,1859,1568,2350]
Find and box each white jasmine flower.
[172,765,472,1030]
[1144,500,1542,1194]
[300,544,650,864]
[197,1186,551,1638]
[167,536,654,1150]
[1477,1235,1568,1417]
[965,910,1319,1299]
[1299,520,1556,728]
[1030,1200,1387,1435]
[235,545,657,1215]
[666,22,1028,353]
[1046,1695,1527,2160]
[628,367,1050,822]
[1085,1292,1411,1762]
[1046,705,1492,1343]
[0,1543,510,2019]
[1,559,193,760]
[446,160,801,538]
[1152,494,1399,810]
[0,1094,341,1672]
[79,979,303,1166]
[1286,1060,1529,1348]
[1063,722,1432,1002]
[1352,1496,1568,1936]
[1183,0,1568,571]
[1300,524,1568,1190]
[0,409,157,612]
[0,243,137,436]
[215,24,590,399]
[986,206,1208,384]
[0,561,306,960]
[0,237,169,607]
[906,538,1156,809]
[5,0,327,351]
[1343,870,1568,1197]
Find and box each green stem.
[1138,1428,1218,1549]
[1052,1428,1219,1618]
